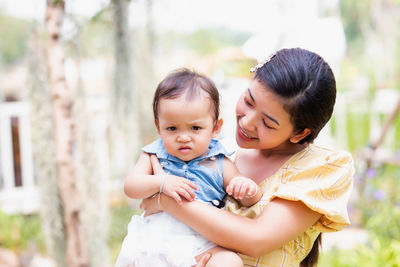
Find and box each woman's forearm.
[161,195,275,256]
[161,195,321,257]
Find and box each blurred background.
[0,0,399,266]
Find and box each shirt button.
[182,165,188,170]
[160,161,167,167]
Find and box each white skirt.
[115,211,216,267]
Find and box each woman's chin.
[236,134,254,148]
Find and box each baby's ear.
[212,118,223,138]
[155,119,161,134]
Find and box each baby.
[115,68,262,267]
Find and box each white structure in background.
[242,2,346,75]
[242,1,346,149]
[0,99,111,214]
[0,102,38,214]
[243,16,346,75]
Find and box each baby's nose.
[177,134,190,142]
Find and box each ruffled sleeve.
[271,146,355,232]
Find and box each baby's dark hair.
[254,48,336,144]
[153,68,220,123]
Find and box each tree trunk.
[70,19,110,267]
[27,25,66,267]
[136,0,157,144]
[45,1,89,266]
[111,0,140,180]
[112,0,134,124]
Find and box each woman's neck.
[259,142,309,159]
[235,142,309,184]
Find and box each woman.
[141,48,354,267]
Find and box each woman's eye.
[192,126,201,131]
[263,120,274,129]
[167,126,176,131]
[244,98,252,106]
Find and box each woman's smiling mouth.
[237,126,257,142]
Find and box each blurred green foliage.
[65,17,114,58]
[324,0,400,252]
[218,58,255,78]
[83,22,114,56]
[158,27,250,58]
[321,165,400,266]
[109,203,141,264]
[0,210,44,252]
[394,114,400,149]
[345,112,371,153]
[0,14,30,64]
[320,237,400,267]
[359,165,400,234]
[183,27,251,55]
[339,0,372,56]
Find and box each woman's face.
[235,79,296,151]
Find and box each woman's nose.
[241,113,257,131]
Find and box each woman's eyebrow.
[262,112,280,126]
[247,88,255,103]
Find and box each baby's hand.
[226,176,258,200]
[162,175,198,204]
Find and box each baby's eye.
[167,126,176,131]
[192,126,201,131]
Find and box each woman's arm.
[142,194,321,257]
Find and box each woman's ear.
[290,128,311,143]
[212,118,223,138]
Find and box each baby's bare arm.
[124,153,164,199]
[222,157,263,207]
[125,153,197,202]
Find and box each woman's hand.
[195,253,211,267]
[140,193,163,217]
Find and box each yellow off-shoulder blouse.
[225,144,355,267]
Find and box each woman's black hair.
[254,48,336,144]
[301,233,321,267]
[254,48,335,266]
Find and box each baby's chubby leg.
[194,246,243,267]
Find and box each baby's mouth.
[179,146,191,152]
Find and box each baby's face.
[156,94,220,162]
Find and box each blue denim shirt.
[142,138,233,203]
